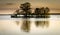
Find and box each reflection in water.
[15,21,20,25]
[15,18,49,32]
[21,19,31,32]
[35,21,49,28]
[1,15,60,35]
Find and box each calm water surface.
[0,15,60,35]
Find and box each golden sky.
[0,0,60,9]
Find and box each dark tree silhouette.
[44,7,50,18]
[44,7,50,15]
[40,7,45,15]
[34,8,41,18]
[35,8,41,15]
[20,2,32,15]
[11,2,50,18]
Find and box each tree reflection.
[21,20,31,32]
[15,21,20,25]
[35,21,49,28]
[15,19,49,32]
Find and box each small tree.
[44,7,50,15]
[40,7,45,15]
[34,8,41,15]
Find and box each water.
[0,15,60,35]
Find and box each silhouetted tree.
[34,8,41,15]
[20,2,32,15]
[44,7,50,18]
[40,7,45,15]
[34,8,41,18]
[12,2,50,18]
[44,7,50,15]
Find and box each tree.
[34,8,41,18]
[34,8,41,15]
[44,7,50,15]
[20,2,32,15]
[40,7,45,15]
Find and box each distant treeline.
[14,2,50,15]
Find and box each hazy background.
[0,0,60,14]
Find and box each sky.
[0,0,60,9]
[0,0,60,4]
